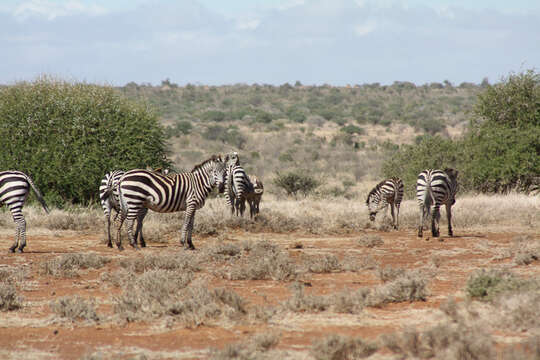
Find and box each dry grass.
[1,193,537,242]
[211,333,280,360]
[0,283,23,311]
[310,334,378,360]
[50,296,100,323]
[40,253,110,278]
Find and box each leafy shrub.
[202,110,227,122]
[0,77,170,205]
[340,124,365,135]
[273,171,320,198]
[466,269,533,301]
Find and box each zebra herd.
[366,168,458,239]
[98,152,264,250]
[1,161,457,253]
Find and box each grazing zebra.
[112,155,226,250]
[245,175,264,219]
[366,177,404,229]
[416,168,459,238]
[0,171,49,253]
[99,170,148,248]
[224,152,253,217]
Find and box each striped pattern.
[225,163,252,217]
[0,171,49,252]
[114,155,226,250]
[245,175,264,219]
[366,177,404,229]
[416,168,459,238]
[99,170,148,248]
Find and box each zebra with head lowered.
[366,177,404,229]
[416,168,459,238]
[99,170,149,248]
[0,171,49,253]
[111,155,226,250]
[224,152,255,218]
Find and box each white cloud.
[236,18,260,30]
[13,0,107,20]
[354,19,377,36]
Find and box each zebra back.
[416,169,458,207]
[0,170,49,213]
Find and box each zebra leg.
[180,206,196,250]
[395,205,400,230]
[105,214,113,248]
[126,217,139,250]
[431,206,441,238]
[115,213,126,251]
[135,208,148,248]
[418,205,425,237]
[17,218,27,252]
[446,203,453,237]
[390,204,396,229]
[239,198,246,217]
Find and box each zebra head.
[366,188,381,221]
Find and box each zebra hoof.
[17,248,24,253]
[8,247,16,253]
[130,244,140,250]
[117,245,124,251]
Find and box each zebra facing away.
[416,168,459,238]
[113,155,226,250]
[0,171,49,253]
[245,175,264,219]
[224,152,254,217]
[99,170,148,248]
[366,177,404,229]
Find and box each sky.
[1,0,539,86]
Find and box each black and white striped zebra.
[416,168,459,238]
[366,177,404,229]
[99,170,148,248]
[111,155,226,250]
[0,171,49,253]
[224,153,253,217]
[245,175,264,219]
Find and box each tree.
[0,77,170,205]
[273,171,320,198]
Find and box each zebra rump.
[0,171,49,252]
[416,168,458,238]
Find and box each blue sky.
[1,0,539,86]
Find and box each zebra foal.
[366,177,403,229]
[224,152,252,217]
[0,171,49,252]
[113,155,226,250]
[416,168,458,238]
[245,175,264,219]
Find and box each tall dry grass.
[0,193,537,242]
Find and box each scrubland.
[0,192,538,359]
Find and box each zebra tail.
[424,176,434,212]
[26,175,50,214]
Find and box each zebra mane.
[366,179,388,205]
[191,154,223,172]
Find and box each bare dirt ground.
[1,225,539,359]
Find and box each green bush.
[0,77,170,205]
[273,171,320,198]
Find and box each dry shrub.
[0,283,23,311]
[382,322,494,360]
[303,254,342,273]
[41,253,110,278]
[283,282,331,313]
[50,296,99,322]
[211,333,279,360]
[118,252,202,273]
[512,235,540,265]
[495,291,540,331]
[377,265,404,283]
[466,269,535,302]
[41,208,102,231]
[114,270,247,327]
[369,269,430,305]
[356,233,383,248]
[227,241,298,281]
[310,334,378,360]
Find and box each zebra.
[245,175,264,219]
[416,168,459,238]
[366,177,404,229]
[224,152,253,217]
[99,170,148,248]
[0,171,49,253]
[110,155,226,250]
